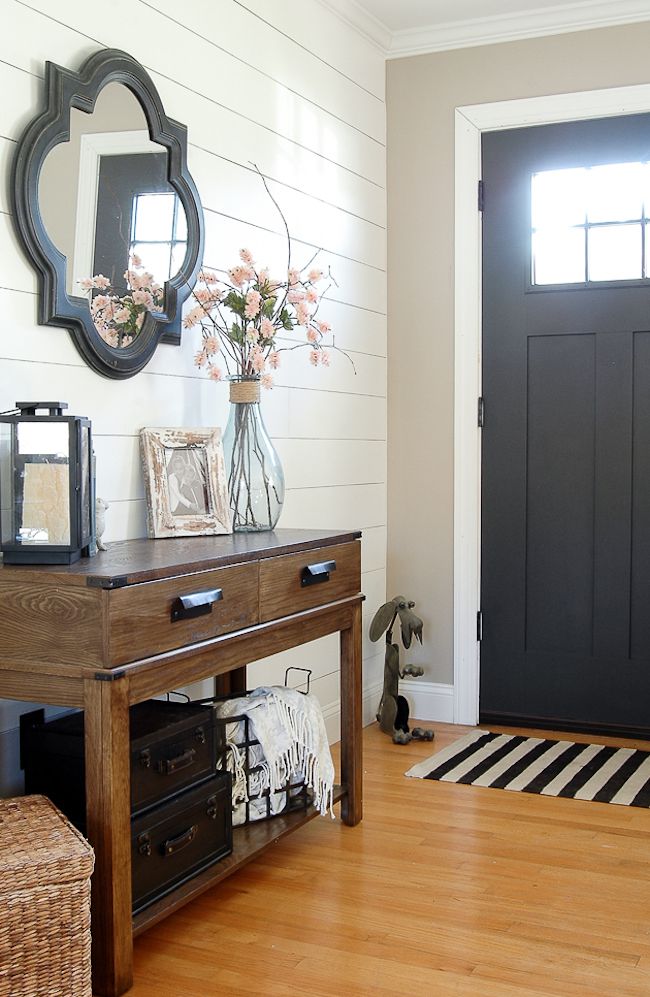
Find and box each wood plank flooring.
[127,722,650,997]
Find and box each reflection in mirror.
[39,82,188,348]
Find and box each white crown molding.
[315,0,391,52]
[316,0,650,60]
[388,0,650,59]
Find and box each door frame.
[454,82,650,726]
[73,130,151,294]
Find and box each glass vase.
[222,377,285,532]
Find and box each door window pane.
[130,242,173,288]
[531,168,586,228]
[587,163,644,223]
[130,192,186,288]
[175,206,188,242]
[171,243,187,276]
[588,224,642,281]
[532,227,585,285]
[133,193,175,241]
[531,160,650,285]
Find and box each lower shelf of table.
[132,784,345,937]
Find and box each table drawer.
[259,541,361,623]
[108,562,259,665]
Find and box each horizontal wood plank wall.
[0,0,386,788]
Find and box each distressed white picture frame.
[140,427,231,538]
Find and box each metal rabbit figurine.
[95,497,110,551]
[370,595,434,745]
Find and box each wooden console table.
[0,529,363,997]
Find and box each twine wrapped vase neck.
[229,378,260,404]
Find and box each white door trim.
[453,82,650,725]
[73,130,154,294]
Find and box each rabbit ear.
[369,601,397,642]
[397,606,424,649]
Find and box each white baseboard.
[321,680,384,743]
[1,681,452,795]
[321,680,454,742]
[362,680,384,727]
[399,680,455,723]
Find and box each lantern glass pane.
[80,424,91,543]
[0,425,13,546]
[16,422,70,545]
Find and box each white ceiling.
[322,0,650,57]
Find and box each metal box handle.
[162,824,197,856]
[171,588,223,622]
[301,560,336,587]
[157,747,196,775]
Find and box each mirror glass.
[39,82,188,349]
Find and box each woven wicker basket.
[0,795,95,997]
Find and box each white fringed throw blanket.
[214,686,335,823]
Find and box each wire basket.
[198,669,313,826]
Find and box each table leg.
[339,600,363,826]
[213,666,247,698]
[84,674,133,997]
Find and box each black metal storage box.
[21,699,219,826]
[131,773,232,914]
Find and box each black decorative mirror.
[12,49,204,379]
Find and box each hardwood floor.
[128,722,650,997]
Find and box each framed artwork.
[140,427,231,538]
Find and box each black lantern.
[0,402,95,564]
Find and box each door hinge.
[478,396,485,428]
[477,611,483,642]
[478,180,484,212]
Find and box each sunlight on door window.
[531,161,650,285]
[130,192,187,288]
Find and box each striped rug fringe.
[405,729,650,807]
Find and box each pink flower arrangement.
[185,246,344,388]
[185,170,352,388]
[79,255,163,348]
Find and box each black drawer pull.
[162,824,197,857]
[171,588,223,622]
[157,747,196,775]
[301,560,336,587]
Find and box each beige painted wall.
[387,21,650,686]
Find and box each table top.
[0,529,362,588]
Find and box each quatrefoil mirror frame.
[12,48,205,379]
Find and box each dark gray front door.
[480,113,650,736]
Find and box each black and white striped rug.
[405,729,650,807]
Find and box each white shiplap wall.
[0,0,386,793]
